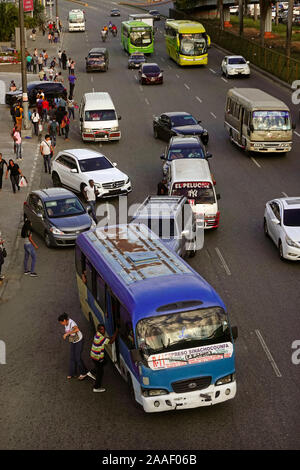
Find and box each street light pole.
[19,0,31,134]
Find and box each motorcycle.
[112,29,117,37]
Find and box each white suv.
[264,197,300,261]
[221,55,250,78]
[51,149,132,198]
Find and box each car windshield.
[130,29,152,47]
[228,57,246,64]
[252,111,291,131]
[179,33,207,56]
[89,54,104,60]
[283,208,300,227]
[136,307,231,358]
[78,157,113,172]
[172,182,215,204]
[45,197,85,218]
[143,65,160,73]
[130,54,145,60]
[170,115,198,127]
[84,110,116,121]
[168,147,205,160]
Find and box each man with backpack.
[40,134,53,174]
[48,118,58,147]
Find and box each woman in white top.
[58,312,88,380]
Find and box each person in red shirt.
[41,98,49,123]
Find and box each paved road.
[0,0,299,450]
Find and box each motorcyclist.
[101,27,108,41]
[108,21,112,31]
[112,24,117,36]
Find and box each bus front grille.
[172,376,211,394]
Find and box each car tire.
[188,248,196,258]
[226,70,229,79]
[278,240,284,260]
[263,218,269,237]
[52,172,61,187]
[44,231,53,248]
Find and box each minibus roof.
[165,20,206,33]
[170,159,212,184]
[83,92,114,111]
[227,88,290,111]
[77,224,223,327]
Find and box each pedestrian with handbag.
[40,135,53,174]
[5,159,23,193]
[58,313,89,380]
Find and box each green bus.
[164,20,210,66]
[121,21,154,54]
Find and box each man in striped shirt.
[88,324,118,393]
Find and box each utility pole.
[19,0,31,134]
[219,0,224,31]
[56,0,59,29]
[286,0,294,58]
[239,0,244,37]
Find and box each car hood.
[285,226,300,242]
[82,167,128,184]
[129,58,145,63]
[49,213,92,230]
[172,125,204,135]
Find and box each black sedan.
[153,112,209,144]
[128,52,146,69]
[110,8,120,16]
[139,63,163,85]
[23,188,95,248]
[5,81,67,106]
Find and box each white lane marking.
[294,131,300,138]
[282,192,288,197]
[90,76,93,82]
[215,247,231,276]
[251,157,261,168]
[176,74,180,79]
[209,68,216,74]
[196,96,202,103]
[221,77,228,83]
[145,98,150,105]
[139,85,143,92]
[92,87,95,93]
[255,329,282,378]
[184,83,190,90]
[161,57,165,62]
[210,112,217,119]
[168,65,172,70]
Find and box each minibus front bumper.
[142,381,237,413]
[82,130,121,141]
[249,141,292,152]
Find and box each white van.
[167,159,220,229]
[79,92,121,142]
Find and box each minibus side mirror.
[130,349,142,363]
[292,122,296,130]
[70,168,78,173]
[113,162,117,167]
[197,120,202,124]
[206,152,212,158]
[246,61,250,65]
[160,154,166,160]
[271,218,280,225]
[118,116,122,120]
[217,194,221,200]
[231,326,238,341]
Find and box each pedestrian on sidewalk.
[67,58,71,74]
[22,220,38,277]
[84,180,98,223]
[48,32,52,44]
[0,153,8,190]
[38,68,45,81]
[31,109,40,136]
[14,103,23,130]
[67,96,76,120]
[5,159,23,193]
[32,54,38,74]
[40,135,53,174]
[12,128,22,160]
[57,313,89,380]
[68,73,76,99]
[26,53,32,72]
[31,28,36,41]
[0,234,6,281]
[43,50,48,67]
[88,323,118,393]
[48,118,58,147]
[61,112,70,141]
[61,50,67,70]
[38,54,43,72]
[56,72,64,83]
[70,60,75,75]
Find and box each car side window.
[66,157,78,171]
[56,155,68,167]
[36,197,45,216]
[29,194,39,211]
[271,202,280,221]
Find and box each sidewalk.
[0,27,65,302]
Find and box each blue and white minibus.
[75,224,238,413]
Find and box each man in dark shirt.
[157,179,168,195]
[5,159,23,193]
[0,153,8,190]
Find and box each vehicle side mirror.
[292,122,296,130]
[113,162,117,167]
[271,218,280,225]
[217,194,221,200]
[118,116,122,120]
[231,326,238,341]
[130,349,142,363]
[70,168,78,173]
[246,61,250,64]
[197,120,202,124]
[37,213,44,219]
[160,154,166,160]
[206,152,212,158]
[181,229,190,238]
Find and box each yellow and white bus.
[164,20,210,66]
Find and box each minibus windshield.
[252,110,291,131]
[172,182,215,204]
[136,307,231,357]
[84,110,116,121]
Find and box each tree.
[0,3,19,41]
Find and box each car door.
[268,201,281,244]
[63,155,80,191]
[27,194,45,235]
[54,155,71,188]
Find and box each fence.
[169,9,300,85]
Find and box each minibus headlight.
[142,388,169,397]
[110,126,119,131]
[215,373,235,386]
[83,128,93,133]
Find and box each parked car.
[85,48,109,72]
[153,112,209,144]
[5,81,67,106]
[131,195,202,257]
[128,52,146,69]
[23,188,95,248]
[139,63,163,85]
[221,55,250,78]
[148,10,161,21]
[264,197,300,261]
[160,135,212,176]
[51,149,132,198]
[110,8,120,16]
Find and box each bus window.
[96,275,106,313]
